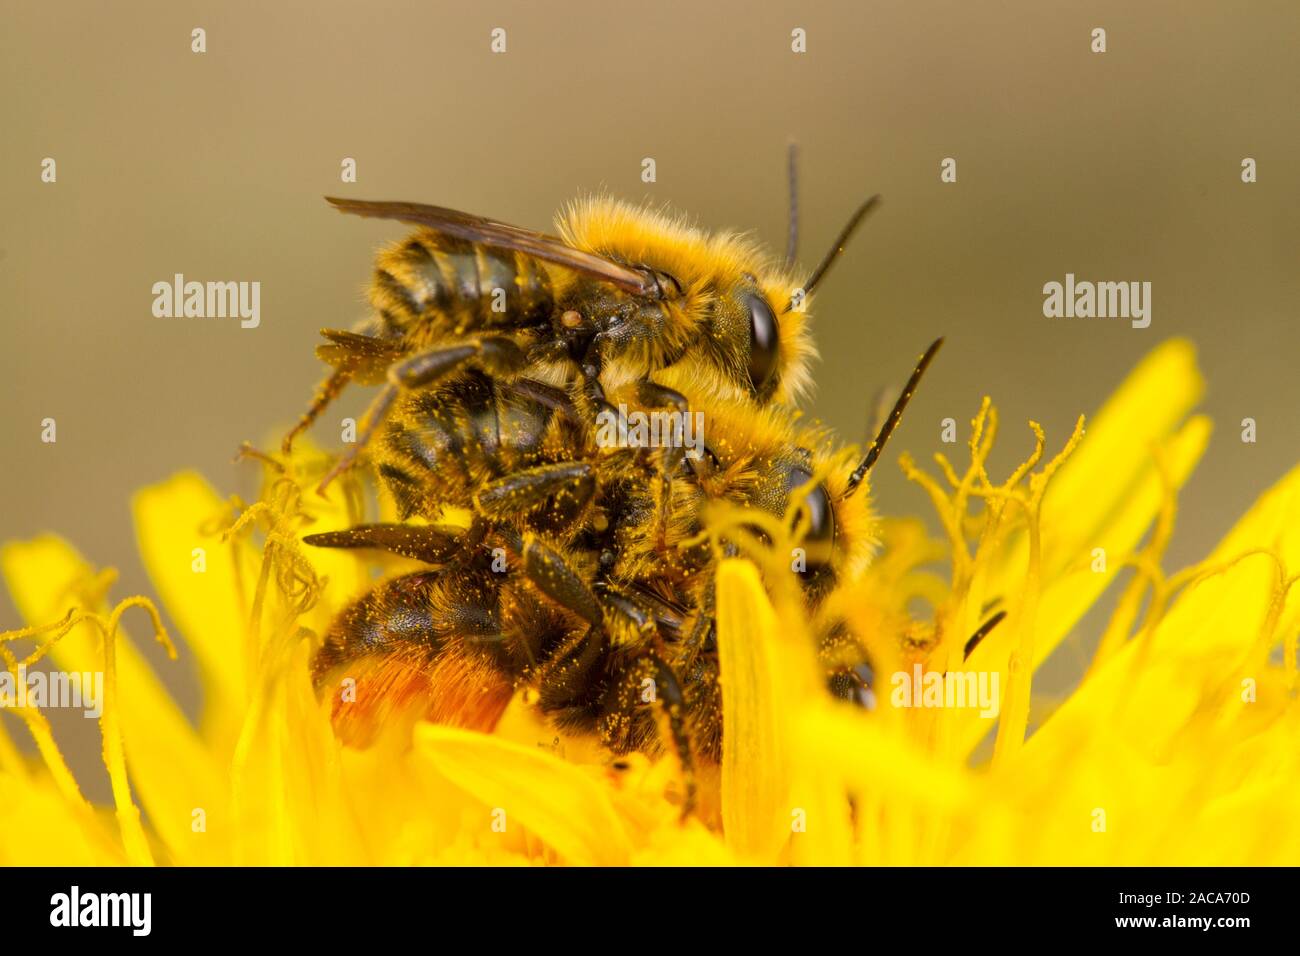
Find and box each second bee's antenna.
[844,337,944,497]
[786,194,882,313]
[785,142,799,266]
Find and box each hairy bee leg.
[286,327,406,456]
[615,381,692,541]
[500,532,604,628]
[601,655,697,818]
[317,337,530,494]
[283,365,352,454]
[502,533,652,644]
[630,382,690,486]
[317,327,403,365]
[594,585,665,650]
[503,377,582,424]
[628,381,689,414]
[578,332,607,399]
[536,625,607,710]
[677,581,716,670]
[649,657,697,818]
[499,542,695,806]
[316,382,399,494]
[391,336,526,390]
[302,522,477,564]
[652,444,687,538]
[664,516,717,577]
[527,595,658,719]
[474,462,595,521]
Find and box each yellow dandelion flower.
[1,338,1297,866]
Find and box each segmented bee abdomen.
[376,375,501,517]
[310,570,524,747]
[371,231,554,336]
[376,374,567,519]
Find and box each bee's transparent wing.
[325,197,657,296]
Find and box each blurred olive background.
[2,1,1297,785]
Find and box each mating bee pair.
[286,161,941,807]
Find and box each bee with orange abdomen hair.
[293,153,941,809]
[304,340,946,797]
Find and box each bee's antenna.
[786,194,881,312]
[844,337,944,497]
[785,142,799,266]
[862,386,893,446]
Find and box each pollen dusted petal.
[716,559,791,862]
[414,723,633,866]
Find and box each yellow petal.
[1038,337,1203,568]
[0,771,124,865]
[716,559,791,862]
[1029,414,1210,666]
[802,704,973,813]
[414,722,632,866]
[1205,460,1300,567]
[798,702,974,865]
[0,535,229,864]
[1029,556,1271,763]
[957,414,1211,756]
[132,472,250,738]
[228,638,363,865]
[1003,464,1300,864]
[278,641,362,864]
[630,819,737,866]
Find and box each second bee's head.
[556,197,815,406]
[676,396,876,599]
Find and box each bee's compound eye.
[788,468,835,570]
[744,294,780,393]
[829,663,876,709]
[803,484,836,564]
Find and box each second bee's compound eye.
[788,467,835,570]
[745,294,780,393]
[803,484,835,564]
